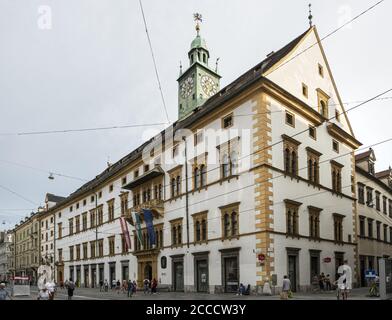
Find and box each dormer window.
[317,89,330,118]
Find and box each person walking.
[325,274,332,291]
[143,278,150,294]
[280,275,291,300]
[111,279,116,291]
[99,280,104,292]
[127,280,133,298]
[0,283,12,300]
[132,280,137,295]
[67,278,75,300]
[151,278,157,294]
[104,279,109,292]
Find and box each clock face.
[180,76,194,98]
[201,75,217,97]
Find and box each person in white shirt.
[37,288,49,300]
[45,281,56,300]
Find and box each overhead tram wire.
[138,0,171,125]
[0,184,39,206]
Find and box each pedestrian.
[104,279,109,292]
[45,280,56,300]
[132,280,137,295]
[0,283,12,300]
[37,287,50,300]
[236,283,245,296]
[99,279,104,292]
[67,278,75,300]
[151,278,157,294]
[325,274,332,291]
[143,278,150,294]
[121,280,127,294]
[280,275,291,300]
[116,280,121,294]
[318,273,325,291]
[127,280,133,297]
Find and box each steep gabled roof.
[45,193,66,204]
[355,148,376,162]
[375,168,391,179]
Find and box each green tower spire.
[177,13,221,120]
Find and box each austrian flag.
[120,216,132,250]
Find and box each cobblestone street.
[7,286,382,300]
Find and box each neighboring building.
[6,230,15,280]
[355,148,392,286]
[0,232,7,281]
[50,22,362,293]
[38,193,65,279]
[14,213,40,285]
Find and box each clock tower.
[177,13,221,120]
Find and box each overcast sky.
[0,0,391,228]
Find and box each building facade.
[49,23,362,293]
[355,148,392,286]
[14,213,40,285]
[0,232,8,281]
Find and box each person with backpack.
[67,278,75,300]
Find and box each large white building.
[48,23,363,293]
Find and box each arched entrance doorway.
[144,264,152,281]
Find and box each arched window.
[222,154,230,178]
[176,176,181,195]
[224,213,230,237]
[230,151,238,175]
[284,148,290,173]
[196,221,201,242]
[203,53,207,63]
[200,165,206,187]
[194,167,200,189]
[291,151,297,175]
[197,52,201,61]
[231,210,237,236]
[201,219,207,241]
[190,55,194,64]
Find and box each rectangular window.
[69,246,74,261]
[318,64,324,77]
[170,218,183,246]
[90,210,96,229]
[302,83,308,98]
[83,199,86,206]
[194,131,203,146]
[383,196,387,214]
[375,192,380,211]
[82,212,87,231]
[97,205,104,225]
[108,236,115,256]
[121,234,127,254]
[68,218,74,236]
[134,169,139,178]
[144,164,150,172]
[193,211,208,243]
[108,199,115,221]
[358,184,365,204]
[333,214,344,243]
[98,191,102,198]
[90,241,95,259]
[109,184,114,192]
[376,221,381,240]
[98,239,104,257]
[75,215,80,233]
[57,223,62,239]
[70,206,73,212]
[331,161,343,193]
[308,125,316,140]
[91,195,95,203]
[285,200,300,236]
[220,203,239,239]
[285,111,295,127]
[76,203,79,209]
[122,176,127,185]
[308,207,321,239]
[83,243,88,260]
[306,147,321,184]
[332,140,339,153]
[282,135,300,176]
[366,187,373,207]
[169,168,182,198]
[120,193,129,216]
[76,245,81,261]
[222,113,233,129]
[383,224,388,242]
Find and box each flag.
[131,211,143,248]
[120,217,131,250]
[143,209,156,247]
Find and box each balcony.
[125,199,164,225]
